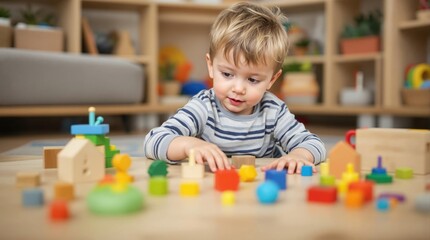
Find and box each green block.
[83,134,105,146]
[105,157,113,168]
[106,149,120,158]
[320,175,336,187]
[148,160,168,177]
[395,168,413,179]
[365,173,393,184]
[148,177,168,196]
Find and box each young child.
[144,2,326,174]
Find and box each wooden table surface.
[0,157,429,240]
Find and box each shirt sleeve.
[143,97,208,163]
[273,104,327,165]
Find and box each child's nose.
[233,80,246,94]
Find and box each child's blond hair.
[209,2,289,73]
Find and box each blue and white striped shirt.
[144,89,326,164]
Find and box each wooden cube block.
[215,169,240,192]
[181,163,204,179]
[16,172,40,188]
[231,155,256,169]
[43,147,63,169]
[54,182,75,201]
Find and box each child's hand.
[190,143,230,172]
[260,148,316,174]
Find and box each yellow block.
[221,191,235,206]
[180,182,200,196]
[239,165,257,182]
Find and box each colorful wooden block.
[365,173,393,184]
[328,141,361,179]
[238,165,257,182]
[54,182,75,201]
[49,200,70,221]
[349,181,374,202]
[376,198,390,212]
[301,165,313,176]
[181,149,204,179]
[71,124,109,135]
[179,182,200,196]
[22,188,44,207]
[395,167,413,179]
[231,155,256,168]
[342,163,359,183]
[221,191,235,206]
[371,156,387,175]
[149,177,168,196]
[307,186,337,204]
[148,160,168,177]
[345,190,364,208]
[256,181,279,204]
[43,146,63,169]
[57,138,105,183]
[16,172,40,188]
[215,169,240,192]
[265,169,287,190]
[356,128,430,175]
[319,162,336,187]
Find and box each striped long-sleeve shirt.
[144,89,326,164]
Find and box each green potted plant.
[340,10,382,55]
[281,61,319,105]
[293,38,310,56]
[14,4,64,52]
[0,6,12,47]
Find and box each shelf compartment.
[333,53,382,63]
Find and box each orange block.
[349,180,374,202]
[345,190,364,208]
[54,182,75,201]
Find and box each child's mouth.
[229,97,243,106]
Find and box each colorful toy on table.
[86,153,144,215]
[349,181,374,203]
[256,181,280,205]
[375,198,390,212]
[328,138,361,179]
[149,177,169,196]
[181,149,204,179]
[307,185,337,204]
[54,182,75,201]
[71,107,120,168]
[265,169,287,190]
[378,192,406,203]
[215,169,240,192]
[148,160,168,177]
[337,163,360,195]
[345,190,364,208]
[50,200,70,221]
[395,167,413,179]
[221,191,236,206]
[22,188,44,207]
[231,155,256,169]
[319,162,336,187]
[238,165,257,182]
[180,181,200,197]
[365,156,393,184]
[16,172,40,188]
[301,165,313,177]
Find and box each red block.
[49,200,69,221]
[349,180,374,202]
[215,169,240,192]
[307,186,337,203]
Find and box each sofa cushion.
[0,48,144,105]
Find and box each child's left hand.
[260,148,316,174]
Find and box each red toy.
[215,169,240,192]
[307,186,337,203]
[349,180,374,202]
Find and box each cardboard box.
[14,27,64,52]
[0,25,12,47]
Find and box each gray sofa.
[0,48,144,105]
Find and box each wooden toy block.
[307,186,337,204]
[49,200,70,221]
[345,190,364,208]
[356,128,430,175]
[214,169,240,192]
[43,146,63,169]
[265,169,287,190]
[54,182,75,201]
[395,167,413,179]
[320,162,336,187]
[337,180,348,195]
[342,163,359,183]
[179,182,200,196]
[414,193,430,213]
[113,154,133,184]
[57,138,105,183]
[349,181,374,202]
[16,172,40,188]
[256,181,279,204]
[238,165,257,182]
[301,165,313,176]
[372,156,387,175]
[181,149,204,179]
[22,188,44,207]
[366,172,393,184]
[149,177,169,196]
[148,160,168,177]
[328,141,361,179]
[231,155,256,168]
[221,191,235,206]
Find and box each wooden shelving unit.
[0,0,428,119]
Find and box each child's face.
[206,51,281,115]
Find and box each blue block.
[376,198,390,212]
[71,124,109,135]
[256,181,279,204]
[22,188,44,207]
[301,165,313,176]
[265,169,287,190]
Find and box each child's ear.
[205,53,214,79]
[267,69,282,89]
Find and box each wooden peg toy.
[320,162,336,187]
[365,156,393,184]
[342,163,359,184]
[181,149,204,179]
[231,155,256,168]
[372,156,387,174]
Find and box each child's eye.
[248,78,259,84]
[222,72,233,78]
